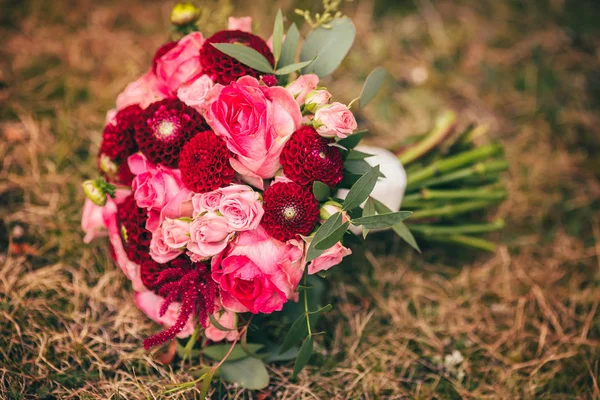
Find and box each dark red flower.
[152,41,178,73]
[98,105,142,185]
[134,98,209,167]
[178,130,235,193]
[261,74,277,87]
[142,261,218,349]
[200,30,275,85]
[117,194,152,264]
[280,126,344,188]
[140,259,165,292]
[261,182,320,241]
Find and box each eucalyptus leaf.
[203,343,264,362]
[279,314,308,354]
[264,343,299,362]
[199,368,215,400]
[313,221,349,250]
[312,181,331,201]
[342,166,380,211]
[362,197,377,238]
[306,212,342,262]
[358,67,386,108]
[220,357,270,390]
[308,303,333,315]
[351,211,412,229]
[212,43,274,73]
[272,9,284,63]
[279,23,300,69]
[208,313,236,332]
[337,129,367,149]
[275,58,316,75]
[292,336,314,378]
[346,150,373,161]
[300,17,356,77]
[392,221,421,252]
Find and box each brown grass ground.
[1,0,599,398]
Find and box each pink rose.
[286,74,319,106]
[149,220,183,263]
[155,32,205,94]
[177,75,215,115]
[205,309,238,342]
[162,218,190,249]
[192,190,223,215]
[128,153,185,231]
[187,213,233,261]
[308,242,352,275]
[207,76,301,189]
[82,199,108,243]
[103,190,146,291]
[211,226,305,314]
[135,291,195,339]
[304,89,331,112]
[218,185,264,231]
[314,102,357,139]
[227,16,252,32]
[116,70,165,110]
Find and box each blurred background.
[1,0,599,398]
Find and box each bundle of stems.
[393,111,507,252]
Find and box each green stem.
[420,234,497,252]
[403,188,507,202]
[303,272,312,337]
[406,159,508,191]
[406,144,503,188]
[408,219,505,235]
[397,111,457,166]
[409,200,500,220]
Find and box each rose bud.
[304,89,331,113]
[82,180,107,206]
[319,200,349,223]
[170,3,200,26]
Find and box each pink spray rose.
[211,226,305,314]
[192,190,223,215]
[177,75,215,115]
[154,32,205,95]
[304,89,331,112]
[116,70,165,110]
[227,16,252,32]
[149,220,184,264]
[135,291,195,339]
[314,102,357,139]
[128,153,185,232]
[218,185,264,231]
[82,199,108,243]
[308,242,352,275]
[207,76,302,189]
[286,74,319,106]
[187,213,234,261]
[205,309,239,342]
[161,218,190,249]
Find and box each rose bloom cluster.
[82,18,356,349]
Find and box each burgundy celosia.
[200,30,275,85]
[116,194,152,264]
[260,182,320,241]
[280,126,344,188]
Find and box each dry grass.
[1,0,599,398]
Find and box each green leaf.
[211,43,274,73]
[220,357,270,390]
[300,17,356,77]
[272,9,284,63]
[313,221,349,250]
[198,368,215,400]
[292,336,314,379]
[263,341,300,362]
[346,149,373,161]
[208,313,236,332]
[279,23,300,68]
[275,58,316,75]
[312,181,331,201]
[362,197,377,238]
[203,343,264,362]
[351,211,412,229]
[342,166,380,211]
[279,314,308,354]
[337,129,367,149]
[358,67,386,109]
[306,212,343,262]
[308,304,333,315]
[392,221,421,252]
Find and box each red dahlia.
[280,126,344,188]
[98,104,142,185]
[152,41,178,73]
[117,194,152,264]
[200,30,275,85]
[261,182,320,241]
[143,261,218,349]
[178,130,235,193]
[134,98,209,167]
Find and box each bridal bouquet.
[81,2,413,393]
